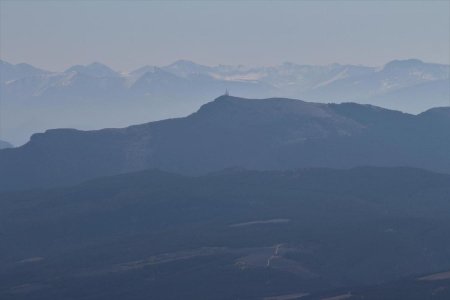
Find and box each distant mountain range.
[2,167,450,299]
[1,95,449,192]
[0,139,13,149]
[1,59,448,145]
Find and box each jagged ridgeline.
[1,59,449,145]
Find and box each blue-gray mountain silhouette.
[0,139,13,149]
[1,59,448,145]
[1,96,449,191]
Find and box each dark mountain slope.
[1,167,450,299]
[1,95,449,191]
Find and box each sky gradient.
[1,0,449,71]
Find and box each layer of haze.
[1,0,449,71]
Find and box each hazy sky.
[1,0,449,71]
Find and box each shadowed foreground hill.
[305,270,450,300]
[1,167,450,299]
[1,96,450,191]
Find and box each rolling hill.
[1,167,450,299]
[1,95,449,191]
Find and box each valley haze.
[1,1,450,299]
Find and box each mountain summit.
[1,95,449,191]
[2,59,449,145]
[65,62,120,77]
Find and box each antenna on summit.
[224,89,229,96]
